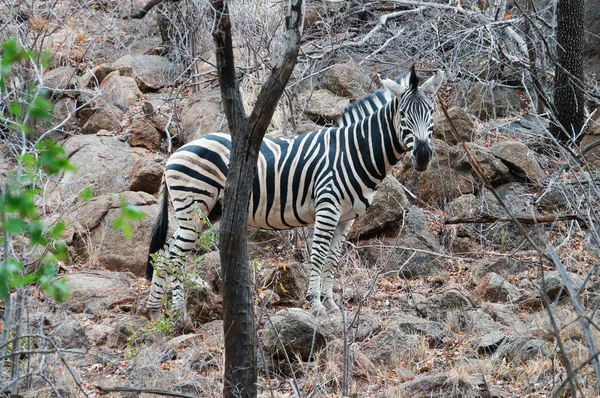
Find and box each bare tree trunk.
[551,0,585,143]
[210,1,304,397]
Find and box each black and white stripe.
[146,65,444,322]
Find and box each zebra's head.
[381,66,444,172]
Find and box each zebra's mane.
[335,70,412,127]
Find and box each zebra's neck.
[344,98,405,184]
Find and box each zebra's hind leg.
[321,220,354,316]
[306,198,342,318]
[147,222,201,331]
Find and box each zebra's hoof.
[310,303,328,318]
[174,313,194,334]
[324,300,342,317]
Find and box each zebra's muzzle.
[412,140,432,172]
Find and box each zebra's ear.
[409,65,419,91]
[380,76,407,98]
[420,70,445,96]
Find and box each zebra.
[336,68,443,127]
[145,65,444,327]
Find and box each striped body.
[146,66,443,326]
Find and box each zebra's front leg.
[321,220,354,316]
[306,201,341,318]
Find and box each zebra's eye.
[398,109,405,118]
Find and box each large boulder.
[180,89,228,141]
[417,289,473,322]
[111,54,178,92]
[99,70,141,112]
[81,105,124,135]
[69,191,159,276]
[53,135,137,202]
[360,327,419,367]
[466,82,527,120]
[397,139,510,205]
[322,61,374,98]
[539,271,585,301]
[348,175,410,240]
[129,115,162,150]
[129,158,164,194]
[44,66,77,97]
[261,308,338,361]
[303,89,345,124]
[491,140,545,185]
[433,106,475,144]
[446,183,543,251]
[357,206,442,278]
[262,262,310,306]
[60,270,136,315]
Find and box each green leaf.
[3,217,27,233]
[9,101,22,117]
[121,203,146,220]
[121,223,133,239]
[79,187,93,201]
[49,221,65,239]
[29,94,53,121]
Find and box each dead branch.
[96,386,197,397]
[129,0,169,19]
[445,214,585,225]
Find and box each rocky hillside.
[1,0,600,397]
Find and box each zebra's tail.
[146,177,169,281]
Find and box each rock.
[106,323,137,348]
[395,373,482,397]
[397,139,510,205]
[484,303,527,329]
[418,289,473,322]
[303,89,345,124]
[61,271,135,315]
[129,115,162,150]
[466,82,527,120]
[181,90,228,141]
[79,64,114,88]
[44,66,77,96]
[261,308,337,360]
[111,54,178,92]
[81,105,124,134]
[50,320,89,348]
[141,101,169,133]
[491,141,545,185]
[262,262,310,306]
[539,271,585,301]
[99,70,141,112]
[69,191,159,276]
[187,285,222,326]
[433,106,475,144]
[495,336,549,364]
[447,183,543,252]
[51,135,137,205]
[348,175,410,240]
[31,97,77,141]
[322,61,373,97]
[469,256,529,284]
[390,313,445,347]
[478,331,506,354]
[474,272,519,303]
[361,327,419,367]
[357,206,442,278]
[324,339,378,384]
[129,158,164,194]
